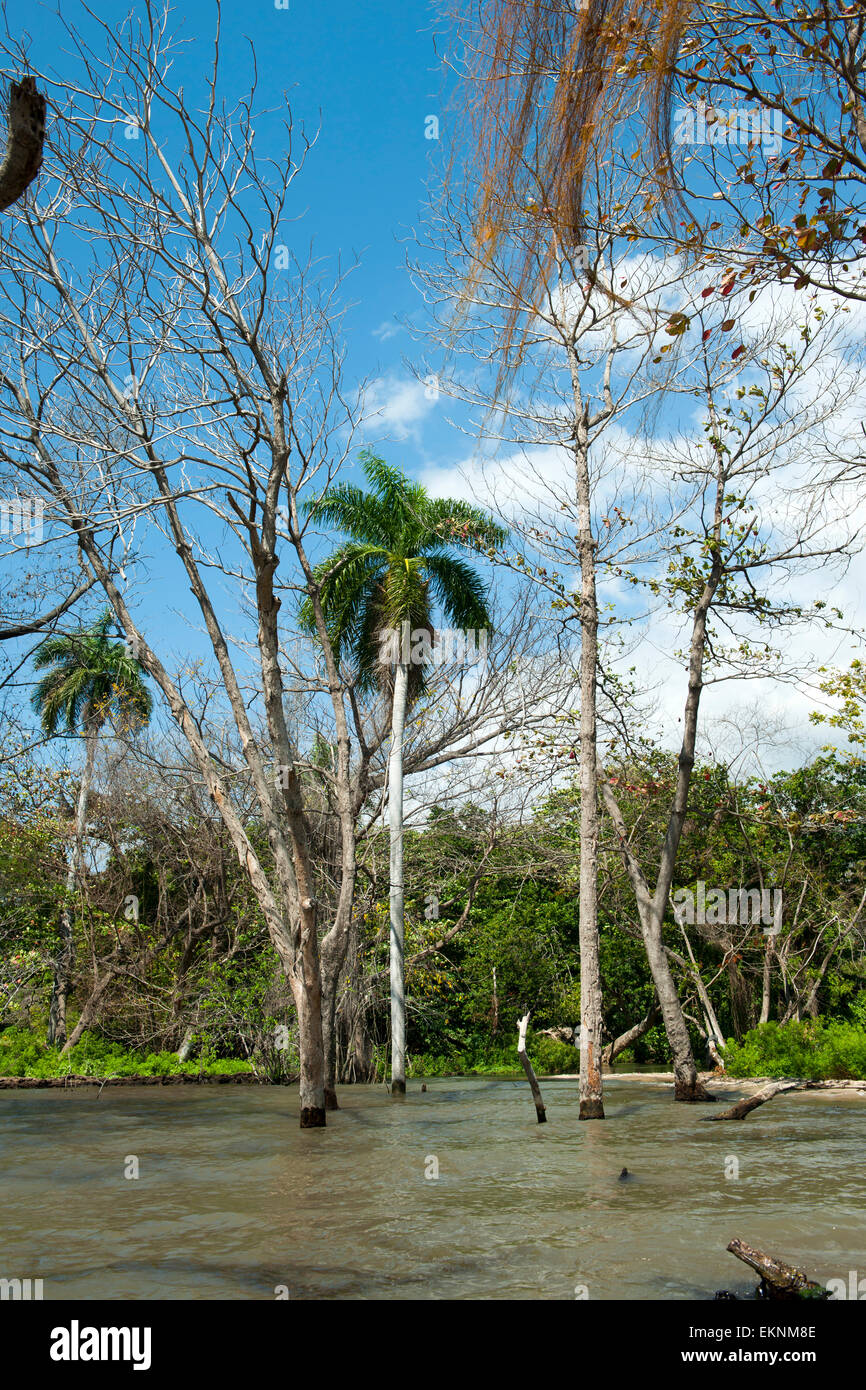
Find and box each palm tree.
[32,609,153,1046]
[300,453,506,1094]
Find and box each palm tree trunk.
[389,657,409,1096]
[47,715,98,1047]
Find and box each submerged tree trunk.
[292,965,326,1128]
[572,381,604,1121]
[48,715,99,1048]
[322,974,339,1111]
[388,657,409,1096]
[517,1013,547,1123]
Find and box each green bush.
[0,1026,254,1078]
[407,1028,578,1078]
[724,1019,866,1080]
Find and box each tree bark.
[573,405,605,1120]
[388,656,409,1096]
[47,714,98,1048]
[643,919,713,1100]
[322,973,339,1110]
[517,1013,547,1123]
[292,967,326,1128]
[759,932,774,1025]
[0,77,45,214]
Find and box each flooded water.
[1,1077,863,1300]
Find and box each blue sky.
[0,0,476,692]
[5,0,453,460]
[1,0,863,772]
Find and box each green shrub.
[0,1026,254,1078]
[724,1019,866,1080]
[406,1028,578,1078]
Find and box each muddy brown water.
[1,1076,863,1300]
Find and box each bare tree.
[0,3,375,1127]
[414,147,708,1112]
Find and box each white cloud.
[372,319,402,342]
[361,375,437,442]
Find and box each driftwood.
[517,1013,547,1123]
[727,1239,828,1300]
[709,1077,866,1120]
[0,77,45,213]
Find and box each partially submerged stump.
[726,1239,828,1300]
[517,1012,547,1124]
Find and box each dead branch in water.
[517,1012,547,1124]
[709,1078,866,1121]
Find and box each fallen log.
[517,1012,547,1124]
[709,1077,866,1120]
[727,1239,828,1300]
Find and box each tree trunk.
[572,395,604,1120]
[759,932,774,1025]
[292,967,326,1128]
[388,656,409,1096]
[641,916,713,1100]
[322,974,339,1110]
[727,955,753,1038]
[47,715,98,1048]
[46,907,74,1048]
[177,1026,196,1063]
[517,1013,547,1123]
[670,923,727,1056]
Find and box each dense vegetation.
[3,737,864,1080]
